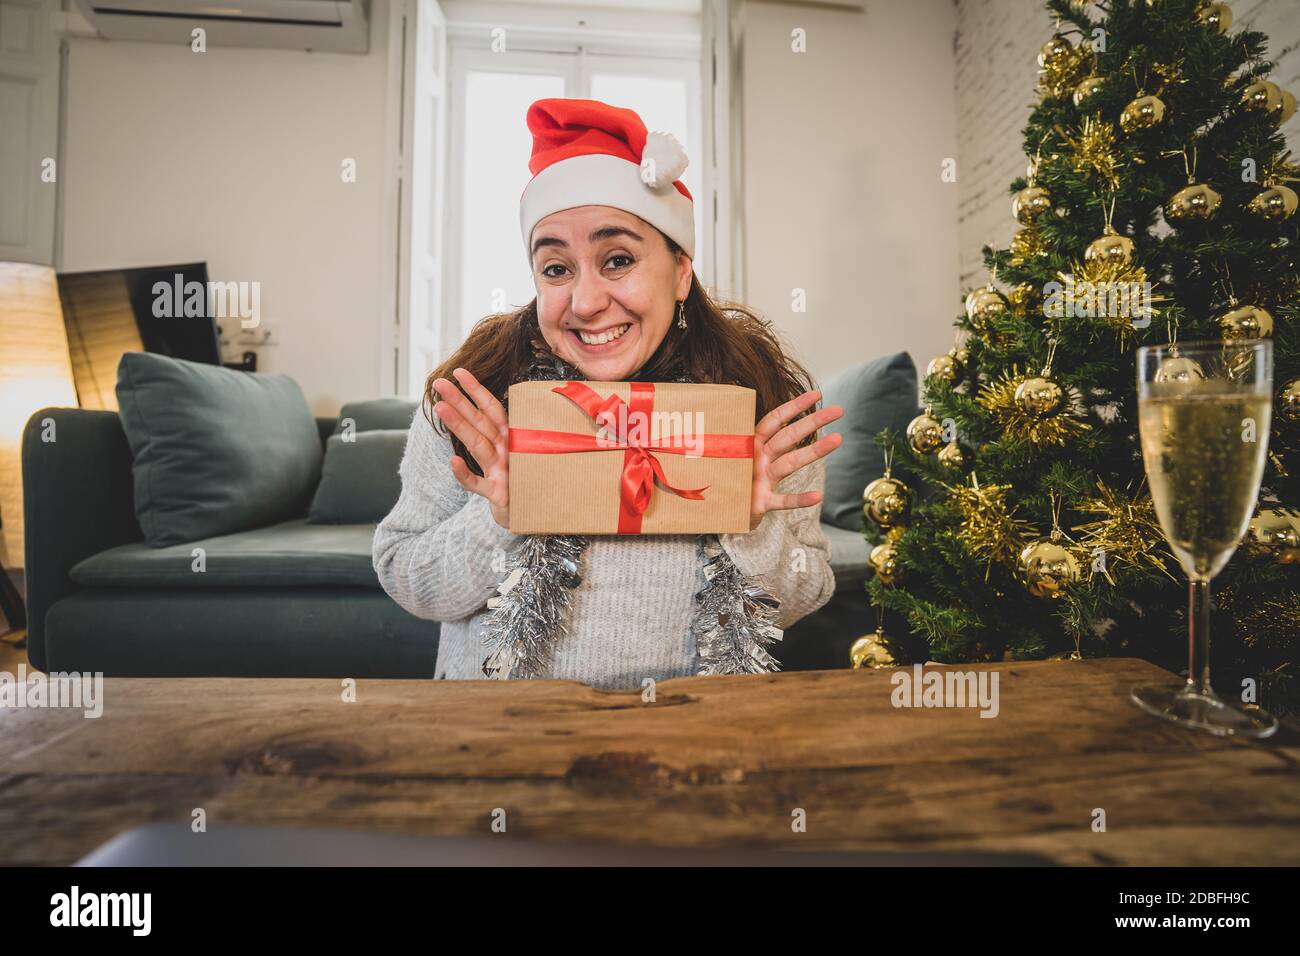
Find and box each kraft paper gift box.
[507,380,756,535]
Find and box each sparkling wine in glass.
[1133,339,1278,737]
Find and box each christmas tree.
[861,0,1300,716]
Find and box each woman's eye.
[541,264,568,279]
[605,254,633,270]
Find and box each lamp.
[0,261,78,634]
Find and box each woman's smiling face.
[530,205,692,381]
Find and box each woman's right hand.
[431,367,510,530]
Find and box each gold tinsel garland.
[1054,114,1121,189]
[942,473,1036,570]
[1009,225,1049,268]
[976,365,1091,446]
[1007,282,1036,319]
[1070,480,1174,583]
[1217,586,1300,652]
[1262,149,1300,185]
[1057,257,1168,349]
[1150,58,1187,95]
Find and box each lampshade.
[0,261,78,569]
[59,269,143,411]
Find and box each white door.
[0,0,61,265]
[386,0,448,399]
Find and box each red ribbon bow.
[508,381,754,534]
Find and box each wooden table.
[1,658,1297,866]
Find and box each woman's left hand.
[747,390,845,531]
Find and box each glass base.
[1131,684,1279,738]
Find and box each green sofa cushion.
[820,352,919,532]
[308,429,407,524]
[822,522,872,593]
[115,352,323,547]
[70,519,378,588]
[334,397,419,434]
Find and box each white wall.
[737,0,961,389]
[59,2,391,415]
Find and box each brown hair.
[424,236,821,475]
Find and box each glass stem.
[1187,576,1211,695]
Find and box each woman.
[374,98,844,689]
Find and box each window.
[456,66,566,343]
[444,38,703,351]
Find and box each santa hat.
[520,98,694,260]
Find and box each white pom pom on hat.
[640,131,689,188]
[520,98,695,260]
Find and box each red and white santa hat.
[520,98,694,260]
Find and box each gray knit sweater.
[373,402,836,689]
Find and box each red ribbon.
[509,381,754,534]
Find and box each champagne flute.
[1133,339,1278,738]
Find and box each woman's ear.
[674,251,693,302]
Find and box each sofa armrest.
[22,408,142,671]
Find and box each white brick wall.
[953,0,1300,292]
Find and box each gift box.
[507,380,756,535]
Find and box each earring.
[676,299,688,330]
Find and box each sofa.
[21,351,916,678]
[21,406,439,678]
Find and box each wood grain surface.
[1,658,1297,866]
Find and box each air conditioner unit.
[70,0,370,54]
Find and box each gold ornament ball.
[1073,75,1105,108]
[1247,184,1299,222]
[1279,89,1297,124]
[1014,376,1064,416]
[1241,79,1281,114]
[1010,226,1047,263]
[1198,2,1233,33]
[907,411,945,454]
[1279,379,1300,422]
[850,632,895,670]
[869,542,902,585]
[951,344,970,366]
[1166,182,1222,221]
[1249,512,1300,548]
[964,287,986,320]
[1084,232,1135,265]
[1012,185,1053,224]
[937,439,966,470]
[968,288,1008,329]
[1120,94,1166,134]
[1037,35,1074,69]
[863,476,910,528]
[1019,539,1081,599]
[1154,355,1207,384]
[927,353,959,385]
[1248,511,1300,563]
[1217,303,1274,338]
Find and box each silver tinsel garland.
[479,345,784,680]
[693,536,783,675]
